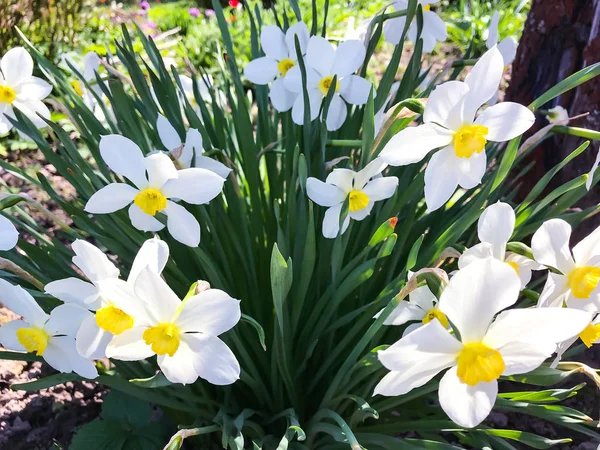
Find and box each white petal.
[106,326,155,360]
[194,156,232,179]
[261,26,288,61]
[565,292,600,312]
[504,253,535,288]
[84,183,137,214]
[99,135,148,189]
[424,147,460,212]
[424,81,470,129]
[496,340,557,376]
[340,75,372,105]
[402,322,423,336]
[157,114,181,151]
[162,168,225,204]
[475,102,535,142]
[478,202,515,248]
[326,169,354,193]
[291,89,322,125]
[439,367,497,428]
[128,204,165,232]
[270,77,297,112]
[374,364,447,396]
[97,278,151,322]
[537,272,570,308]
[0,278,48,327]
[16,77,52,100]
[72,239,120,282]
[128,237,169,284]
[0,215,18,250]
[134,267,181,323]
[322,203,350,239]
[165,201,201,247]
[463,46,504,121]
[531,219,576,273]
[349,202,374,221]
[45,278,99,306]
[353,158,387,190]
[379,301,426,326]
[12,99,49,128]
[498,37,518,66]
[244,57,279,85]
[383,16,407,45]
[83,52,101,81]
[325,95,348,131]
[176,289,241,334]
[283,66,321,94]
[45,303,91,337]
[362,177,398,201]
[145,152,178,189]
[1,47,33,85]
[331,40,366,78]
[573,224,600,266]
[158,341,199,385]
[76,314,112,360]
[409,284,437,310]
[43,338,74,373]
[285,21,310,57]
[0,320,28,352]
[456,150,487,190]
[458,242,494,269]
[380,124,453,166]
[306,178,346,207]
[187,333,240,385]
[180,128,204,168]
[306,36,335,76]
[587,148,600,191]
[438,257,520,343]
[486,12,500,48]
[423,11,447,42]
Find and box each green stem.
[451,59,478,68]
[552,125,600,140]
[326,139,362,147]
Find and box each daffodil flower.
[0,47,52,135]
[103,267,241,385]
[552,314,600,367]
[45,238,168,359]
[532,219,600,311]
[375,258,591,428]
[306,158,398,238]
[156,114,231,177]
[380,46,535,211]
[383,0,447,53]
[62,52,102,110]
[374,283,449,336]
[0,215,18,251]
[284,36,371,131]
[244,22,310,112]
[0,279,98,378]
[459,202,542,289]
[486,12,518,67]
[84,134,226,247]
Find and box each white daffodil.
[552,314,600,367]
[458,202,542,289]
[375,283,449,336]
[375,258,591,428]
[486,12,518,67]
[532,219,600,312]
[380,46,535,211]
[383,1,447,53]
[244,22,310,112]
[62,52,102,110]
[179,74,212,113]
[103,267,241,385]
[0,47,52,135]
[84,134,226,247]
[0,279,97,378]
[0,215,18,251]
[547,105,569,125]
[284,36,371,131]
[306,158,398,238]
[156,114,231,177]
[45,238,168,360]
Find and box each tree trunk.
[506,0,600,237]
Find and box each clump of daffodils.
[1,1,600,448]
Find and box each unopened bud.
[368,217,398,248]
[195,280,211,294]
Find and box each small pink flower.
[205,9,215,16]
[140,0,150,9]
[188,7,200,17]
[147,20,157,29]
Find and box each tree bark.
[506,0,600,236]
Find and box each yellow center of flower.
[579,323,600,348]
[71,80,84,96]
[143,323,181,356]
[568,266,600,299]
[16,327,50,355]
[318,76,340,95]
[348,190,369,212]
[506,261,520,275]
[0,85,16,104]
[423,4,431,11]
[456,342,505,386]
[277,58,296,77]
[134,188,167,216]
[95,304,134,335]
[421,308,449,328]
[453,125,489,158]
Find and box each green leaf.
[0,350,43,363]
[477,429,571,449]
[270,243,293,334]
[101,391,153,428]
[129,372,172,389]
[407,234,425,270]
[503,366,580,386]
[241,313,267,351]
[11,373,81,391]
[70,420,129,450]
